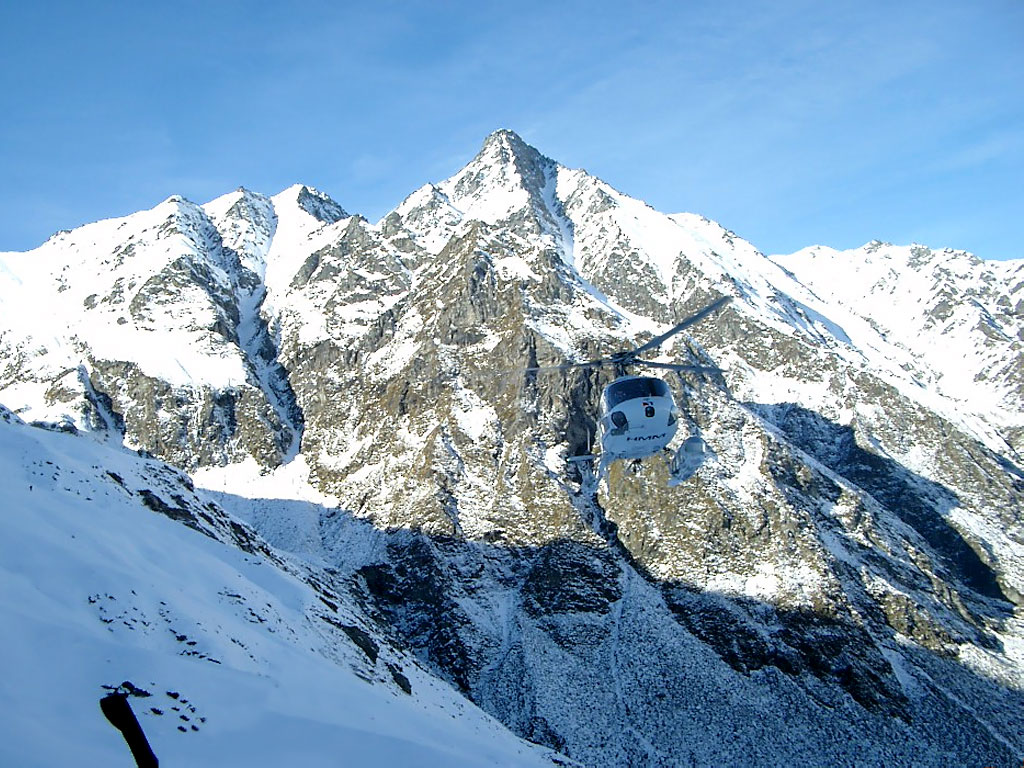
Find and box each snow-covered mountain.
[2,129,1022,766]
[0,405,565,767]
[773,242,1023,454]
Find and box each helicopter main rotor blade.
[636,360,724,375]
[630,295,732,358]
[480,357,614,381]
[488,295,731,379]
[521,360,607,373]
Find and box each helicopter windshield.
[604,377,671,408]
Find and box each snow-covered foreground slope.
[0,409,565,768]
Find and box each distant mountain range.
[1,129,1022,767]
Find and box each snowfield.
[0,411,565,768]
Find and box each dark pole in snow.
[100,693,159,768]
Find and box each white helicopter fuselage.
[598,375,679,460]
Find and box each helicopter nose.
[644,405,655,418]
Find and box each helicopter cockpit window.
[604,378,671,408]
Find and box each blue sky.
[2,0,1022,259]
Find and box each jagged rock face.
[2,130,1023,766]
[86,360,289,470]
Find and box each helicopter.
[523,295,732,488]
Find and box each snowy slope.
[0,196,251,394]
[774,243,1024,448]
[0,184,345,427]
[0,409,566,768]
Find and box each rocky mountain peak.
[203,188,276,277]
[483,127,530,150]
[294,184,349,225]
[439,130,559,231]
[222,187,272,219]
[476,128,546,171]
[384,131,568,259]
